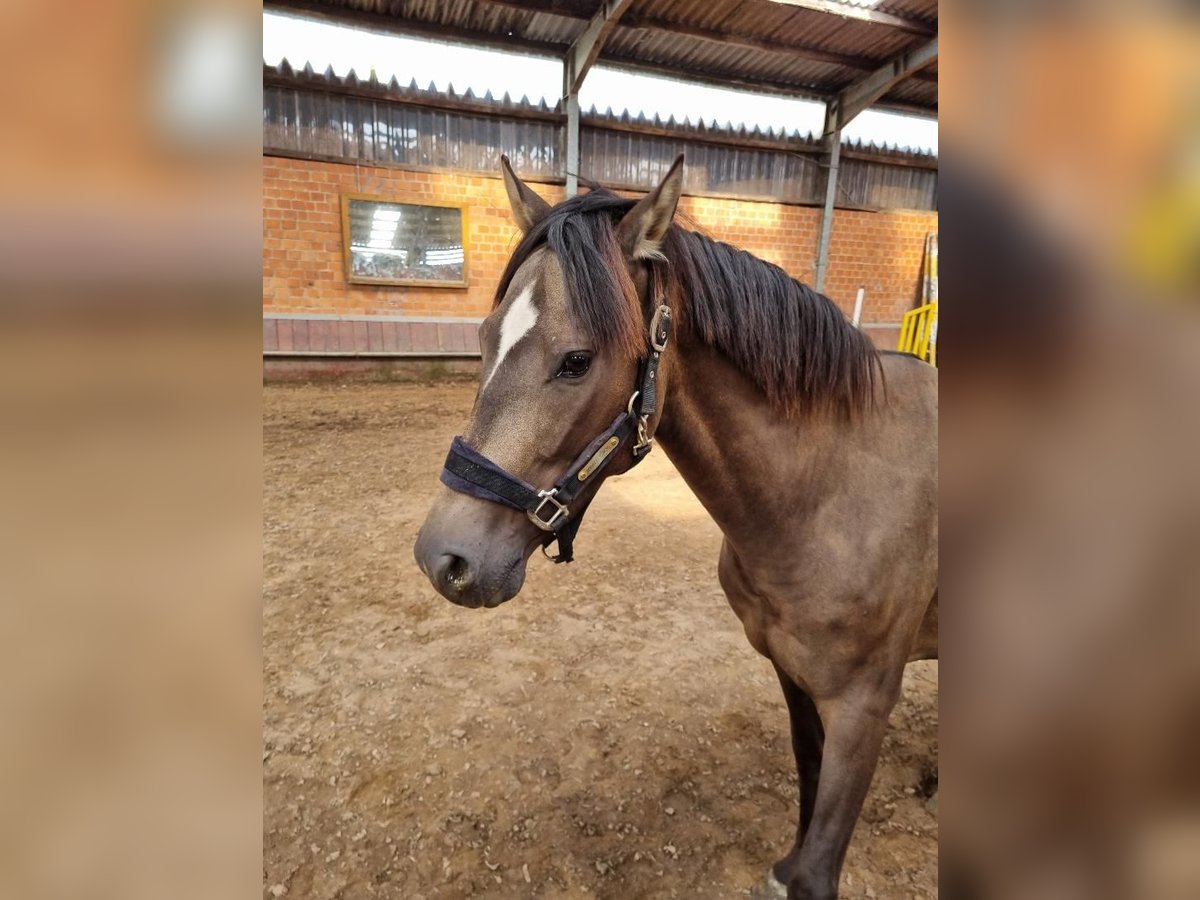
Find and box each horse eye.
[556,351,592,379]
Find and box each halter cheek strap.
[439,303,672,564]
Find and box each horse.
[414,155,938,900]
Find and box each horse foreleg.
[751,665,828,900]
[784,676,900,900]
[772,664,825,882]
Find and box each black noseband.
[439,303,672,564]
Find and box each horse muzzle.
[413,511,529,609]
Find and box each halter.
[439,301,672,564]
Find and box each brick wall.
[670,195,935,326]
[263,155,936,355]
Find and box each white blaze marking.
[484,284,538,387]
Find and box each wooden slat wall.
[264,84,937,211]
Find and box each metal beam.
[826,37,938,134]
[813,105,841,293]
[563,0,633,194]
[814,39,939,288]
[766,0,935,36]
[563,0,634,96]
[565,93,582,195]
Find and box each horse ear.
[500,155,551,233]
[616,154,685,260]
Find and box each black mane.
[494,188,880,418]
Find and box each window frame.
[340,193,470,288]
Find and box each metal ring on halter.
[626,391,641,416]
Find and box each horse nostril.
[440,554,473,590]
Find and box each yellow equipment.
[898,233,938,365]
[897,302,938,366]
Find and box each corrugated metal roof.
[267,0,937,117]
[875,0,938,24]
[882,76,935,109]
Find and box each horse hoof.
[749,871,788,900]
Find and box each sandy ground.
[263,382,938,900]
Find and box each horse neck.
[653,332,838,547]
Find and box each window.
[341,195,468,287]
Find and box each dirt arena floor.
[264,382,938,899]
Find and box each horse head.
[414,156,684,608]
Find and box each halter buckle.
[650,304,671,352]
[528,489,569,531]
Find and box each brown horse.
[414,156,938,900]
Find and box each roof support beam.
[565,93,582,196]
[563,0,633,195]
[826,37,938,134]
[766,0,935,37]
[563,0,634,97]
[813,105,841,293]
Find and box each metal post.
[813,119,841,293]
[565,90,580,196]
[559,0,632,197]
[852,286,865,327]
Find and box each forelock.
[494,191,644,360]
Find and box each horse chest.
[717,540,797,658]
[716,536,884,690]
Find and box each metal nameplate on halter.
[577,435,620,482]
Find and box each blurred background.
[0,0,1197,898]
[940,2,1200,899]
[0,2,262,899]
